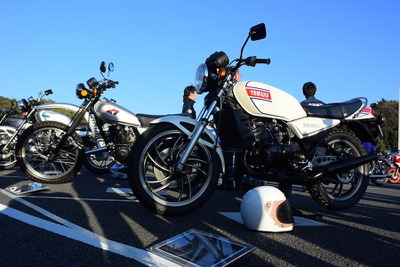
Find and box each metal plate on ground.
[6,183,49,195]
[147,229,255,267]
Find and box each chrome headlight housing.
[194,63,208,94]
[17,99,28,112]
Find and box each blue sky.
[1,0,399,115]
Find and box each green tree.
[371,99,398,151]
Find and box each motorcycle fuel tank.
[5,117,24,127]
[233,81,307,121]
[93,98,140,126]
[35,110,72,125]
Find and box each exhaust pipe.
[85,146,108,154]
[310,154,377,181]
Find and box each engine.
[213,109,304,171]
[248,120,303,171]
[107,125,137,163]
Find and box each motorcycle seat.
[136,113,191,127]
[302,98,363,119]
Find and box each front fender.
[150,115,225,173]
[0,125,17,134]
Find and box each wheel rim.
[138,130,214,207]
[320,138,366,201]
[388,168,400,183]
[85,146,115,171]
[0,128,17,167]
[21,127,81,180]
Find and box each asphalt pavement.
[0,167,399,266]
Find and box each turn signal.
[80,90,89,97]
[376,115,387,126]
[218,67,226,80]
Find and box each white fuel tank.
[93,98,140,126]
[35,110,72,125]
[233,81,307,121]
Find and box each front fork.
[47,102,91,161]
[1,111,35,152]
[175,87,225,172]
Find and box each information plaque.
[147,229,255,267]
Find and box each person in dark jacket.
[182,85,197,119]
[300,82,325,106]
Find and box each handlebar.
[243,56,271,67]
[99,80,119,90]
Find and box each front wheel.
[307,130,369,210]
[0,127,17,170]
[16,121,84,184]
[127,123,220,216]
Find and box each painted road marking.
[219,212,327,227]
[0,189,178,267]
[106,187,133,194]
[15,195,138,202]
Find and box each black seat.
[302,99,364,119]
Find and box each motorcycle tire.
[0,127,17,170]
[127,123,220,216]
[388,168,400,184]
[16,121,84,184]
[307,130,369,210]
[370,159,391,185]
[82,143,114,174]
[371,177,389,185]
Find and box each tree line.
[0,96,76,118]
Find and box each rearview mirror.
[250,23,266,41]
[108,62,114,72]
[45,89,53,95]
[100,61,107,73]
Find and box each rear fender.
[345,120,382,145]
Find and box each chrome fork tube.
[175,89,223,172]
[1,109,35,151]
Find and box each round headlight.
[194,63,208,94]
[17,99,28,112]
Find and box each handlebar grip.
[256,58,271,65]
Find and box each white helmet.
[240,186,294,232]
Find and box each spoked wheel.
[16,121,84,184]
[83,140,115,174]
[370,158,390,185]
[388,167,400,184]
[127,123,220,216]
[307,130,369,210]
[0,127,17,170]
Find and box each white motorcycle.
[0,90,73,169]
[15,62,166,183]
[127,23,386,216]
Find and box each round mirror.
[100,61,107,73]
[108,62,114,72]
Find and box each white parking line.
[0,189,178,267]
[106,187,133,194]
[219,212,327,227]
